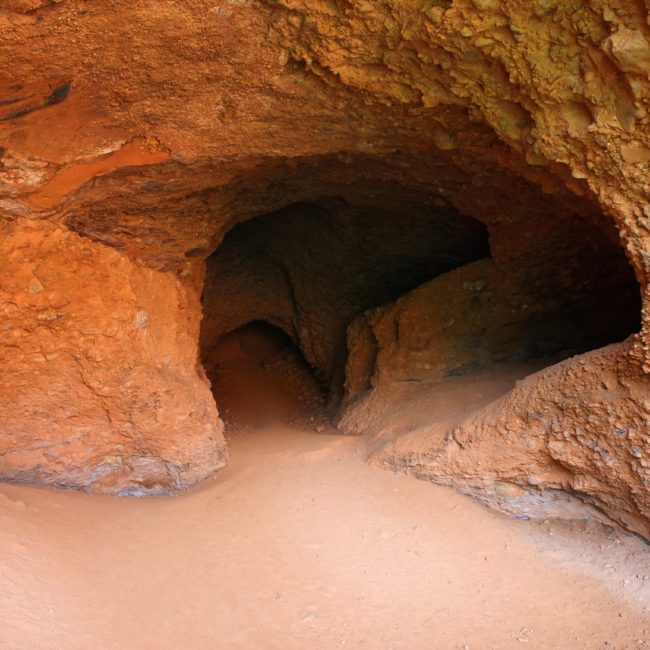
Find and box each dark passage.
[200,198,491,396]
[200,192,641,423]
[203,321,331,436]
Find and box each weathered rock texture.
[343,253,638,398]
[1,1,650,535]
[1,217,226,494]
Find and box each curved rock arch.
[1,0,649,536]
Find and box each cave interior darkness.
[199,181,642,432]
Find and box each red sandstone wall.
[0,218,226,493]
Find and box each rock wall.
[338,253,645,536]
[0,217,226,494]
[343,258,638,399]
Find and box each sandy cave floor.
[1,329,650,649]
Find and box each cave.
[203,320,329,434]
[200,197,492,394]
[2,0,650,646]
[199,188,640,435]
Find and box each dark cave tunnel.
[199,192,641,430]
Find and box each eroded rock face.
[343,251,638,398]
[0,1,649,536]
[0,217,226,494]
[368,341,650,540]
[339,254,646,536]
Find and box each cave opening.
[202,320,329,436]
[199,190,641,438]
[7,5,650,641]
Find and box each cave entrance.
[200,197,492,398]
[199,192,642,440]
[202,321,329,436]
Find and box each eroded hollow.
[200,190,641,435]
[203,321,330,435]
[201,198,490,396]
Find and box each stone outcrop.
[1,217,226,494]
[1,1,650,536]
[343,256,638,399]
[367,341,650,539]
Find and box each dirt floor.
[1,325,650,650]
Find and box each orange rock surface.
[1,0,650,535]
